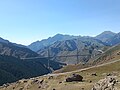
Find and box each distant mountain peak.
[95,31,116,42]
[100,31,116,34]
[28,34,78,52]
[106,32,120,46]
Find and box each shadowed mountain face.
[95,31,116,42]
[38,37,107,64]
[28,34,78,52]
[0,55,48,85]
[0,55,65,86]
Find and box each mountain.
[28,31,117,52]
[0,37,26,48]
[28,34,78,52]
[95,31,120,46]
[0,42,38,58]
[0,37,39,58]
[105,32,120,46]
[38,37,107,64]
[95,31,116,42]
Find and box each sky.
[0,0,120,45]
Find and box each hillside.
[54,44,120,73]
[92,44,120,65]
[28,34,78,52]
[0,55,50,85]
[0,55,65,86]
[38,37,107,64]
[0,42,38,58]
[1,57,120,90]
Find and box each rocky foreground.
[0,73,119,90]
[92,76,118,90]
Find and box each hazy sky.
[0,0,120,45]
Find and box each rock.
[91,73,97,76]
[23,80,28,83]
[66,74,83,82]
[107,73,112,76]
[40,79,44,84]
[48,76,54,79]
[13,87,15,89]
[89,81,92,83]
[81,88,84,90]
[19,87,24,90]
[33,79,39,83]
[36,79,44,85]
[91,76,117,90]
[59,81,62,84]
[3,83,9,88]
[38,86,41,88]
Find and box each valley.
[0,31,120,90]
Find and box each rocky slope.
[92,44,120,65]
[38,37,107,64]
[95,31,116,42]
[54,44,120,73]
[106,32,120,46]
[28,34,78,52]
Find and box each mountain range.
[1,43,120,90]
[0,37,65,85]
[27,31,120,64]
[28,31,120,52]
[0,31,120,86]
[28,34,78,52]
[38,37,106,64]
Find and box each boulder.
[91,76,117,90]
[91,73,97,76]
[66,74,83,82]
